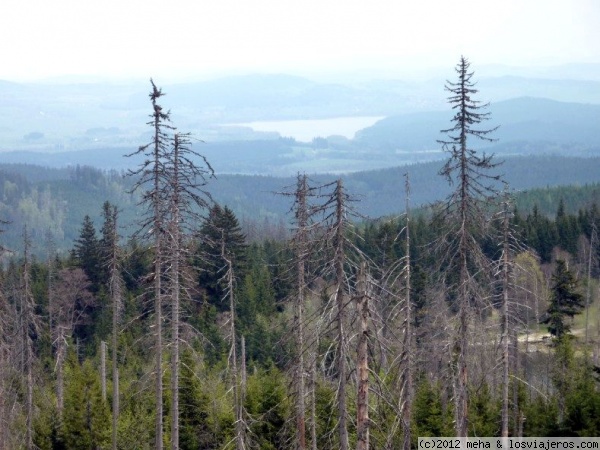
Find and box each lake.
[227,116,385,142]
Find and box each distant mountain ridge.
[1,68,599,155]
[2,96,599,175]
[1,154,600,255]
[356,97,600,153]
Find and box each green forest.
[2,58,600,450]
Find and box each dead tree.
[20,227,36,450]
[126,79,173,450]
[280,173,332,450]
[493,189,528,438]
[164,132,213,450]
[436,56,501,437]
[101,202,122,450]
[400,174,414,450]
[50,268,95,416]
[355,261,371,450]
[585,222,597,346]
[223,232,246,450]
[332,179,350,450]
[293,174,309,450]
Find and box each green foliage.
[244,365,290,449]
[413,377,454,437]
[62,360,111,449]
[72,215,101,290]
[563,365,600,436]
[522,395,559,436]
[469,383,500,437]
[544,260,584,339]
[196,204,247,311]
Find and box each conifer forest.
[3,57,600,449]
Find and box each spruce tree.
[436,56,501,437]
[73,215,100,291]
[544,260,584,340]
[126,79,173,450]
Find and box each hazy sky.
[1,0,599,82]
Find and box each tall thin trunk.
[154,209,163,450]
[585,224,596,346]
[356,262,370,450]
[111,266,120,450]
[455,132,470,438]
[101,341,107,402]
[153,104,164,450]
[223,235,245,450]
[501,207,510,438]
[170,134,182,450]
[241,335,247,423]
[108,205,121,450]
[57,326,65,415]
[334,179,349,450]
[22,228,35,450]
[401,174,413,450]
[294,174,308,450]
[310,337,318,450]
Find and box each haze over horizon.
[2,0,599,83]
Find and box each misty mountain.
[1,67,600,154]
[355,97,600,154]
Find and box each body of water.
[227,116,385,142]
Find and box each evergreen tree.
[544,260,584,339]
[62,360,110,449]
[72,215,101,291]
[196,204,247,310]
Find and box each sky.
[1,0,599,82]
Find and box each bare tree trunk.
[222,235,245,450]
[155,237,163,450]
[310,338,318,450]
[334,179,350,450]
[585,224,596,346]
[170,136,182,450]
[22,228,35,450]
[171,251,180,450]
[334,179,349,450]
[112,366,119,450]
[294,174,308,450]
[57,327,65,415]
[356,262,370,450]
[401,174,414,450]
[501,213,510,438]
[455,261,469,438]
[111,244,121,450]
[241,334,247,439]
[101,341,107,402]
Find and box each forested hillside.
[2,155,600,255]
[1,61,600,450]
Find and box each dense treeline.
[2,62,600,449]
[3,158,600,255]
[1,186,599,448]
